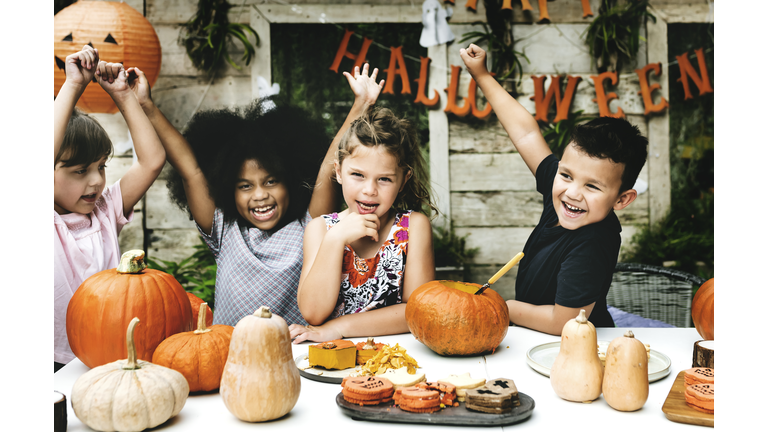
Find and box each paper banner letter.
[590,71,625,118]
[413,56,440,108]
[444,65,471,117]
[469,74,494,120]
[465,0,478,11]
[635,62,668,115]
[529,75,582,123]
[675,48,713,100]
[329,29,373,73]
[520,0,533,11]
[383,46,412,95]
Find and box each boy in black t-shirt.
[460,44,648,335]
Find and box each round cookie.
[398,386,442,413]
[685,383,714,414]
[342,376,394,406]
[684,367,714,387]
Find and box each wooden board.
[661,371,714,427]
[336,392,535,427]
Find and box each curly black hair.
[569,117,648,193]
[166,97,330,229]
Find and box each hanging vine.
[584,0,655,73]
[179,0,259,77]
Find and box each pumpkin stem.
[116,250,147,274]
[123,317,141,370]
[255,306,272,318]
[194,303,211,334]
[624,330,635,338]
[576,309,588,324]
[363,337,376,350]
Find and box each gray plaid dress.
[198,208,310,327]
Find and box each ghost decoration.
[54,1,162,114]
[257,76,280,112]
[419,0,455,48]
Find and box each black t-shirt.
[514,154,620,327]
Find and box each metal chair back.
[607,263,706,328]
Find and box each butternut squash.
[220,306,301,422]
[602,330,649,411]
[550,309,603,402]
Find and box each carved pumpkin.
[54,0,162,113]
[66,250,194,369]
[405,280,509,356]
[692,278,714,340]
[71,317,189,432]
[153,303,233,393]
[220,306,301,422]
[187,292,213,327]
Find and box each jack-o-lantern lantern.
[54,1,162,114]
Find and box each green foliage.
[585,0,655,72]
[146,238,217,309]
[179,0,259,77]
[540,110,595,158]
[459,22,529,84]
[433,225,479,268]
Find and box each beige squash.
[70,317,189,432]
[602,330,649,411]
[550,309,603,402]
[220,306,301,422]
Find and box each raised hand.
[459,43,489,80]
[343,63,385,107]
[64,45,99,88]
[126,67,153,109]
[95,61,130,96]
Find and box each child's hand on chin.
[65,45,99,88]
[343,63,385,107]
[289,323,343,344]
[334,211,381,243]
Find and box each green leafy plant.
[146,238,217,309]
[179,0,259,77]
[584,0,655,72]
[459,22,529,91]
[433,225,480,269]
[540,110,596,157]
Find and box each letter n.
[676,48,713,100]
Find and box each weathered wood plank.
[450,153,536,191]
[455,226,533,265]
[428,44,451,229]
[148,228,204,263]
[648,1,714,23]
[450,120,516,154]
[145,180,197,229]
[452,191,543,227]
[118,216,145,254]
[251,6,273,98]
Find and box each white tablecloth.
[54,326,707,431]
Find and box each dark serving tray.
[336,392,535,426]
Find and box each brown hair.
[337,106,436,216]
[55,108,113,167]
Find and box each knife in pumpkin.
[475,252,524,295]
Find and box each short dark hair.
[55,108,113,167]
[167,97,330,229]
[568,117,648,192]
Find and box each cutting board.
[661,371,714,427]
[336,392,535,426]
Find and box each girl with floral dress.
[290,106,436,343]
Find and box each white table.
[54,326,707,431]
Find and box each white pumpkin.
[71,318,189,432]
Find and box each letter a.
[383,46,412,95]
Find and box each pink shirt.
[54,180,133,364]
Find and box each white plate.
[526,341,671,383]
[295,354,361,384]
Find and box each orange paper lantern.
[54,1,162,114]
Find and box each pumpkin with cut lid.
[405,280,509,356]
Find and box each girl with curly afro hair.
[130,64,385,327]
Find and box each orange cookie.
[416,381,459,407]
[397,386,442,412]
[342,376,394,406]
[684,367,714,387]
[685,383,714,414]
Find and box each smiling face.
[54,155,108,215]
[335,141,410,220]
[234,159,290,230]
[552,144,636,230]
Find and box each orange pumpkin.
[153,303,234,392]
[691,278,714,340]
[54,1,162,113]
[187,292,214,327]
[66,250,194,368]
[405,280,509,356]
